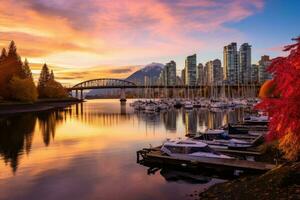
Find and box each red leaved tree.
[256,36,300,160]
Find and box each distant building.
[239,43,252,84]
[223,43,239,85]
[158,60,176,86]
[185,54,197,86]
[165,61,176,86]
[203,64,208,85]
[250,64,259,84]
[258,55,272,84]
[197,63,204,85]
[181,69,186,85]
[205,59,223,85]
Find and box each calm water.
[0,99,246,200]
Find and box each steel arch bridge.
[70,78,137,90]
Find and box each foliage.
[22,58,32,79]
[0,41,28,98]
[38,64,67,98]
[39,80,68,98]
[256,37,300,161]
[38,63,51,89]
[258,79,277,98]
[9,76,38,102]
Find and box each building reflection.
[182,110,197,135]
[162,109,177,132]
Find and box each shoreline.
[0,98,84,115]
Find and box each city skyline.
[0,0,298,85]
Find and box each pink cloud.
[0,0,264,67]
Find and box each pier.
[137,148,275,173]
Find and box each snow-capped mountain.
[126,63,164,85]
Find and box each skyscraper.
[239,43,252,84]
[185,54,197,86]
[205,59,223,85]
[258,55,272,84]
[223,43,239,85]
[251,64,259,84]
[197,63,204,85]
[181,68,186,85]
[164,60,177,86]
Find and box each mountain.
[86,63,164,97]
[125,62,164,85]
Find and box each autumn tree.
[0,41,35,99]
[9,76,38,102]
[256,36,300,161]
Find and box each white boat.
[192,129,252,149]
[161,139,233,160]
[244,115,269,124]
[184,101,193,109]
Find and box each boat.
[173,100,182,109]
[184,101,193,109]
[192,129,252,149]
[161,138,233,159]
[144,102,159,113]
[243,114,269,125]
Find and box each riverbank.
[197,162,300,200]
[0,98,83,115]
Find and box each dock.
[137,148,275,173]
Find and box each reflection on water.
[0,99,246,200]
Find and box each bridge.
[67,78,261,100]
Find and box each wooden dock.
[137,148,275,173]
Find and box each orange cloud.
[0,0,264,73]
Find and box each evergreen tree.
[38,63,50,88]
[8,40,17,57]
[50,70,55,80]
[22,58,32,79]
[0,48,7,61]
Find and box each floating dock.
[137,148,275,173]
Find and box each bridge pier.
[80,90,84,100]
[120,88,126,102]
[75,90,78,99]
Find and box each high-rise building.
[205,59,223,85]
[203,64,208,85]
[223,43,239,85]
[158,61,176,86]
[239,43,252,84]
[181,69,186,85]
[185,54,197,86]
[250,64,259,84]
[258,55,272,84]
[197,63,204,85]
[164,60,176,86]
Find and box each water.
[0,99,247,200]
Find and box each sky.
[0,0,299,85]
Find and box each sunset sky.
[0,0,299,85]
